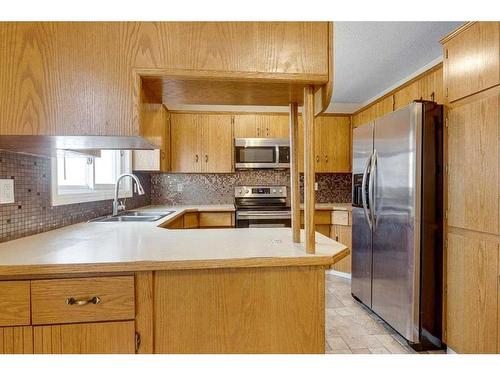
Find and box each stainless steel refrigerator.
[351,101,444,350]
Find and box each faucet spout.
[112,173,145,216]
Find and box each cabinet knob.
[205,154,208,163]
[316,155,320,163]
[325,155,328,163]
[195,154,199,162]
[66,296,101,306]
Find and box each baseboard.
[326,269,351,279]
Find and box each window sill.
[51,190,133,207]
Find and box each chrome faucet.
[113,173,145,216]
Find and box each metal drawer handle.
[66,296,101,306]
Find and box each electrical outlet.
[314,182,318,191]
[0,179,15,204]
[177,184,183,192]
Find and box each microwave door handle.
[368,150,377,228]
[361,154,372,230]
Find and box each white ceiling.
[332,21,463,107]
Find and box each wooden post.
[303,86,315,253]
[289,102,300,243]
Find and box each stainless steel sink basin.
[89,211,174,223]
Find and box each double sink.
[90,211,175,223]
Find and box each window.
[51,150,132,206]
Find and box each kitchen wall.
[0,151,151,243]
[150,171,352,205]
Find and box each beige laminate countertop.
[300,203,352,211]
[0,204,348,277]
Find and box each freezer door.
[371,103,422,343]
[351,122,374,307]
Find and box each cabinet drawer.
[31,276,135,325]
[183,212,199,228]
[300,210,331,225]
[0,281,31,327]
[199,212,234,227]
[331,210,350,226]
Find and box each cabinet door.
[201,114,233,173]
[170,113,201,173]
[446,232,498,353]
[298,116,321,173]
[33,321,135,354]
[444,22,499,102]
[447,93,499,235]
[133,104,170,172]
[330,224,352,273]
[234,114,259,138]
[0,326,33,354]
[321,116,351,172]
[257,114,289,138]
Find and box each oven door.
[236,211,291,228]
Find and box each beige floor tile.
[327,336,349,350]
[343,335,385,350]
[369,347,391,354]
[351,348,372,354]
[330,349,352,354]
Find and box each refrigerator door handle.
[361,154,372,230]
[368,150,378,228]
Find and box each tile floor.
[325,273,446,354]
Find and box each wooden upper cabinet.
[320,116,351,173]
[201,114,233,173]
[298,115,352,173]
[234,114,289,138]
[442,22,500,102]
[447,92,499,235]
[0,22,330,138]
[133,104,170,172]
[171,113,201,173]
[170,113,233,173]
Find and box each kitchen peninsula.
[0,205,348,354]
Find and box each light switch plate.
[0,179,15,204]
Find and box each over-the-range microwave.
[234,138,290,169]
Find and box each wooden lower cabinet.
[0,326,33,354]
[330,224,352,273]
[153,266,325,353]
[33,321,135,354]
[446,231,499,353]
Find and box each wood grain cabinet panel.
[133,104,170,172]
[0,326,33,354]
[446,232,499,353]
[330,224,352,273]
[170,113,201,173]
[234,114,289,138]
[447,92,499,235]
[443,22,499,102]
[201,114,233,173]
[153,266,325,353]
[33,321,135,354]
[0,281,30,327]
[0,22,330,137]
[298,115,352,173]
[31,276,135,325]
[183,212,199,229]
[198,212,234,228]
[171,113,233,173]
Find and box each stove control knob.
[245,189,250,194]
[272,189,276,193]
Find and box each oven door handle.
[237,212,291,220]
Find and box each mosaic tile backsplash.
[0,151,150,243]
[151,171,352,206]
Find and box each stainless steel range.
[235,186,291,228]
